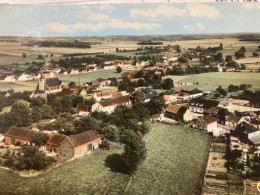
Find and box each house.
[93,92,112,102]
[103,64,116,70]
[189,98,219,114]
[45,134,66,153]
[144,91,158,103]
[230,122,259,151]
[74,105,92,116]
[194,115,218,136]
[70,69,79,74]
[250,119,260,130]
[60,130,101,158]
[163,94,178,104]
[30,92,47,99]
[92,96,132,114]
[0,74,15,82]
[205,106,220,117]
[225,113,246,129]
[36,77,63,94]
[88,85,100,92]
[164,104,193,122]
[5,127,34,146]
[17,72,33,81]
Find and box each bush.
[3,157,14,168]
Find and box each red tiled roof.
[67,130,99,147]
[165,104,180,114]
[99,96,131,108]
[203,115,217,125]
[6,127,34,140]
[75,105,92,114]
[96,93,111,97]
[46,134,66,147]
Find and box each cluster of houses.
[163,97,260,159]
[4,127,101,158]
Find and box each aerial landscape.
[0,1,260,194]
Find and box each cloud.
[130,4,186,19]
[183,23,206,31]
[78,5,110,21]
[183,24,194,31]
[44,21,74,34]
[98,4,116,11]
[196,23,206,30]
[40,19,161,34]
[243,3,260,10]
[130,3,220,20]
[186,3,221,19]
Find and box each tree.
[72,96,83,107]
[147,96,165,115]
[216,86,227,97]
[32,106,42,123]
[138,121,150,135]
[131,91,145,104]
[61,96,72,112]
[116,66,122,73]
[177,57,188,63]
[101,124,119,141]
[240,46,246,53]
[162,78,174,90]
[75,117,101,133]
[22,53,26,58]
[225,55,232,63]
[121,131,146,174]
[16,146,55,171]
[10,99,32,126]
[40,104,55,119]
[68,81,76,87]
[219,43,223,50]
[30,132,49,147]
[50,98,62,114]
[253,52,259,57]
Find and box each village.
[0,38,259,194]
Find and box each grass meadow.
[182,72,260,88]
[0,147,130,194]
[60,69,129,83]
[126,123,210,195]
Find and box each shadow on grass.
[105,153,128,174]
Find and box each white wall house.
[18,73,33,81]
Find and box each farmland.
[0,147,130,194]
[181,72,260,88]
[126,123,211,194]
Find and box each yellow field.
[0,50,22,57]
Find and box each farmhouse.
[189,98,219,114]
[93,92,112,102]
[74,105,92,116]
[5,127,34,146]
[194,115,218,136]
[36,77,63,94]
[225,113,246,129]
[17,72,33,81]
[45,134,66,153]
[92,96,132,113]
[0,74,15,82]
[164,104,192,122]
[60,130,101,158]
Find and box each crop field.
[182,72,260,88]
[0,81,37,92]
[126,123,210,195]
[60,69,129,83]
[0,147,130,194]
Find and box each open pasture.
[126,123,210,195]
[182,72,260,88]
[60,69,129,83]
[0,147,130,194]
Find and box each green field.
[60,69,129,83]
[0,147,130,194]
[182,72,260,88]
[126,123,210,195]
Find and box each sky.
[0,2,260,37]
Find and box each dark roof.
[99,96,131,107]
[6,127,34,140]
[203,115,217,124]
[46,134,66,147]
[177,107,187,116]
[251,119,260,126]
[205,106,220,115]
[67,130,99,147]
[234,122,258,134]
[45,78,62,88]
[226,114,242,124]
[189,98,219,109]
[144,91,158,100]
